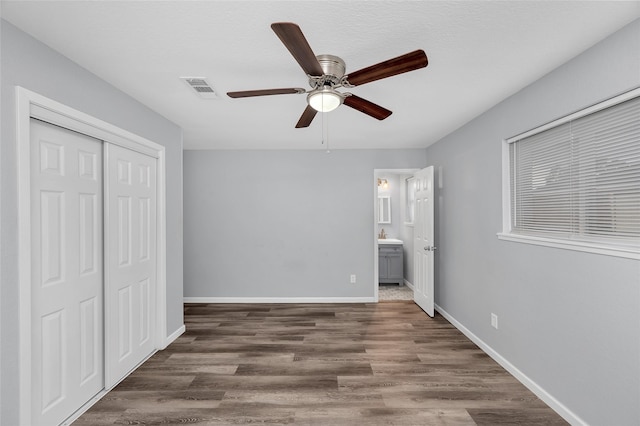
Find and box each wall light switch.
[491,313,499,329]
[350,274,356,284]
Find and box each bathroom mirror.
[378,196,391,224]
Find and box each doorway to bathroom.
[373,169,418,302]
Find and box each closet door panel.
[30,119,104,426]
[105,143,157,387]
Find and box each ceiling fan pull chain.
[321,94,330,152]
[321,100,325,146]
[325,111,330,154]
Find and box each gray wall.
[0,20,184,425]
[184,149,426,299]
[426,20,640,425]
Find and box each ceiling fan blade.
[295,105,318,128]
[271,22,324,76]
[227,88,305,98]
[343,95,392,120]
[344,49,428,86]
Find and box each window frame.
[498,87,640,260]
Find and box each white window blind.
[509,94,640,248]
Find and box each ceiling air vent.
[181,77,218,99]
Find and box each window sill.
[496,232,640,260]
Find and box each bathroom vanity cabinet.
[378,242,404,285]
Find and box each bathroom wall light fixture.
[378,178,389,189]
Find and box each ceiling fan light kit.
[308,88,342,112]
[228,22,428,128]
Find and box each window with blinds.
[506,91,640,253]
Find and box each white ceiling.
[2,1,639,150]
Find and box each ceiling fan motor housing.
[310,54,346,88]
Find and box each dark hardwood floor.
[75,302,567,425]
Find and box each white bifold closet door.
[30,119,104,426]
[104,143,157,388]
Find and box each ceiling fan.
[227,22,429,128]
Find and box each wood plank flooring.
[74,302,567,425]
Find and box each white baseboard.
[403,279,414,290]
[164,324,186,347]
[184,297,376,304]
[434,304,586,426]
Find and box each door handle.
[424,246,437,251]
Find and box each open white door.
[413,166,435,317]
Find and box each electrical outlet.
[491,313,499,329]
[350,274,356,284]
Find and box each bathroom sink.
[378,238,403,245]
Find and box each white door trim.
[16,87,167,425]
[372,169,420,302]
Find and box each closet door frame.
[16,87,168,425]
